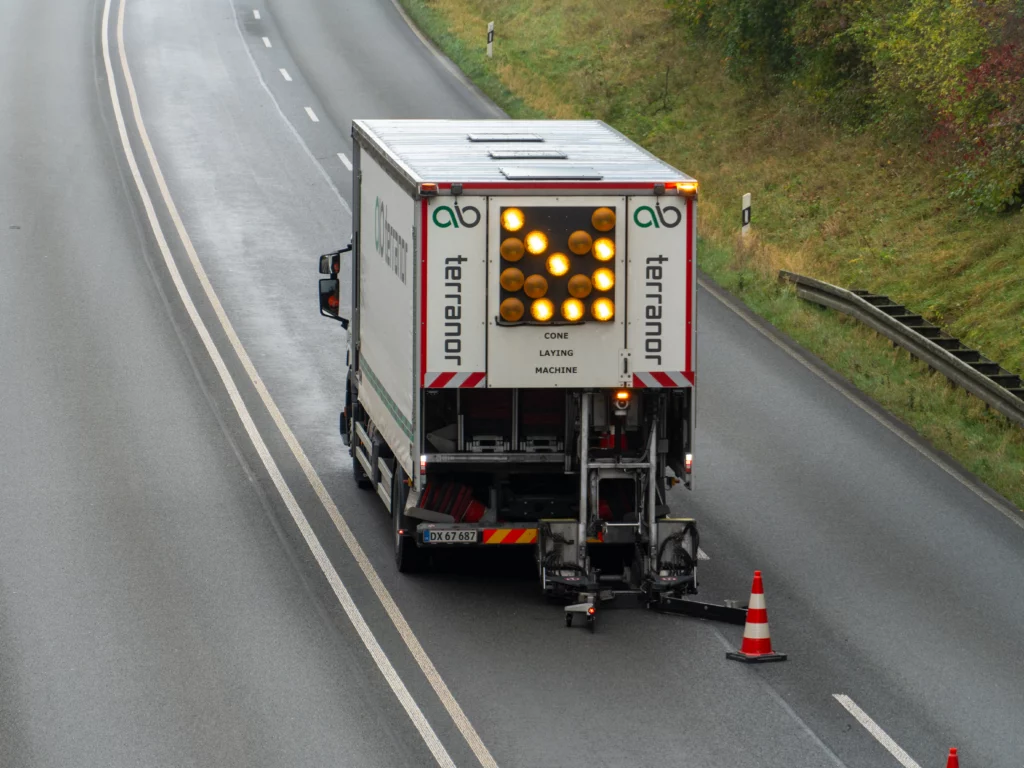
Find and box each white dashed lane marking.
[253,9,260,19]
[279,68,292,82]
[338,153,352,171]
[833,695,921,768]
[262,36,271,47]
[304,107,319,123]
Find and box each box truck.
[319,120,701,627]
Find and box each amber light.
[525,231,548,255]
[561,299,585,322]
[568,230,593,256]
[567,274,593,299]
[530,299,554,322]
[546,253,570,277]
[524,274,548,299]
[593,238,615,262]
[591,298,614,321]
[592,268,614,292]
[591,207,616,232]
[500,268,525,292]
[501,237,525,262]
[502,208,525,231]
[676,181,699,196]
[500,297,525,322]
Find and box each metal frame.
[780,271,1024,428]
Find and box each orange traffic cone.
[726,570,787,663]
[945,748,959,768]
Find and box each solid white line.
[337,152,352,171]
[262,35,271,47]
[304,107,319,123]
[252,9,260,19]
[698,277,1024,530]
[103,1,458,766]
[115,0,495,765]
[279,68,292,82]
[833,695,921,768]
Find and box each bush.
[669,0,1024,211]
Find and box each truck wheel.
[392,466,424,573]
[352,448,372,490]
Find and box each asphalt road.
[3,0,1023,766]
[0,1,441,766]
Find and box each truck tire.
[392,465,424,573]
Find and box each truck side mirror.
[318,243,353,275]
[319,278,349,328]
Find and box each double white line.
[99,1,497,766]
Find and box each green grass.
[399,0,1024,510]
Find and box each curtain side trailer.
[319,120,700,621]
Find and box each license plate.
[423,529,480,544]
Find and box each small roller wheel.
[565,613,573,628]
[587,614,596,632]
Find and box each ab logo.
[432,201,481,228]
[634,202,682,228]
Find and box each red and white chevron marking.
[423,372,487,389]
[632,371,689,388]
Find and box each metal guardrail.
[779,271,1024,429]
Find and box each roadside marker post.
[487,22,494,58]
[741,192,752,237]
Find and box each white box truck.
[319,120,707,627]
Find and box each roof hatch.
[467,133,544,143]
[499,166,604,181]
[487,149,568,160]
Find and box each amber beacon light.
[501,207,525,231]
[525,231,548,255]
[500,297,525,322]
[500,268,525,292]
[591,298,614,322]
[592,268,614,292]
[546,253,570,277]
[561,298,585,322]
[530,298,554,322]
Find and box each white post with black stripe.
[741,192,752,238]
[487,22,494,58]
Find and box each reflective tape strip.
[424,372,487,388]
[483,528,538,544]
[632,371,688,388]
[742,622,772,640]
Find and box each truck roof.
[352,120,694,189]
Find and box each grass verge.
[398,0,1024,510]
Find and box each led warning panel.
[497,206,616,325]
